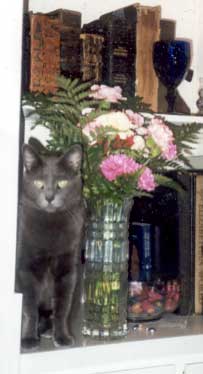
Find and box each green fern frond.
[167,121,203,144]
[71,81,92,95]
[154,174,185,194]
[57,76,74,90]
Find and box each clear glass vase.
[82,199,133,339]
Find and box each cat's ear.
[22,144,42,171]
[59,144,83,173]
[28,137,47,155]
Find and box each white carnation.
[131,135,145,151]
[135,127,148,136]
[96,112,132,132]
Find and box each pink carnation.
[138,167,157,192]
[147,117,178,160]
[125,110,144,127]
[90,84,125,103]
[162,142,177,160]
[148,117,174,152]
[100,154,141,181]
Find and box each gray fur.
[16,142,86,350]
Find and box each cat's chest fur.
[19,202,84,257]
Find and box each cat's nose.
[45,191,54,203]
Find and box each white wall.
[28,0,202,113]
[0,2,24,373]
[28,0,197,28]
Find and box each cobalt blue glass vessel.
[153,40,191,112]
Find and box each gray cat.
[16,140,86,350]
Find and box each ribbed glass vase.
[82,199,133,339]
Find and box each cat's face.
[22,144,83,213]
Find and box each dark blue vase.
[153,40,191,112]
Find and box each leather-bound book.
[83,8,136,96]
[83,4,161,110]
[80,33,104,83]
[29,13,60,94]
[47,9,81,78]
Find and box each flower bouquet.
[81,88,179,204]
[24,77,203,339]
[25,77,202,203]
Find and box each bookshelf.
[15,113,203,374]
[2,1,203,373]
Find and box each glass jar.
[127,281,165,322]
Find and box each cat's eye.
[57,180,68,189]
[34,180,44,189]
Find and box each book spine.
[195,175,203,314]
[80,33,104,83]
[101,13,136,96]
[60,27,81,78]
[178,172,195,315]
[49,10,81,79]
[29,14,60,94]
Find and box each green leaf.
[154,174,185,194]
[146,137,161,157]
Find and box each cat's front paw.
[21,337,40,351]
[53,332,74,348]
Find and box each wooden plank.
[135,5,161,112]
[194,174,203,313]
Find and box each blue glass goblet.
[153,40,191,113]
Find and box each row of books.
[128,165,203,316]
[22,9,81,94]
[22,5,161,111]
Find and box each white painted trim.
[19,334,203,374]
